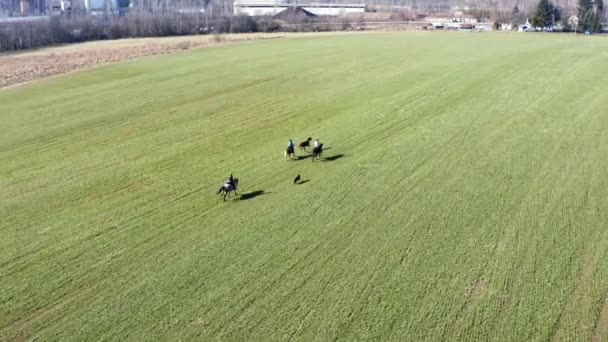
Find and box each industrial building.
[0,0,125,15]
[234,0,365,16]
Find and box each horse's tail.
[217,186,224,194]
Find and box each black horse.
[299,137,313,152]
[311,143,323,162]
[217,178,239,201]
[284,145,296,160]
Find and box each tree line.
[531,0,604,31]
[0,14,364,52]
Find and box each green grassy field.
[2,32,608,340]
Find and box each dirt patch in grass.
[0,31,391,90]
[552,241,604,340]
[466,279,488,298]
[0,34,285,90]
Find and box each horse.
[217,178,239,201]
[299,137,313,152]
[284,145,296,160]
[311,143,323,162]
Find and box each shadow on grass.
[297,155,312,160]
[296,180,310,185]
[324,154,346,162]
[238,190,270,201]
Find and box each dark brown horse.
[299,137,313,152]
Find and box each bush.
[257,18,282,32]
[230,16,258,33]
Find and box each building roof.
[273,6,317,19]
[234,0,282,4]
[235,2,365,8]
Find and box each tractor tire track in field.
[209,165,377,338]
[543,105,608,340]
[3,199,223,338]
[2,150,250,337]
[551,219,602,340]
[593,292,608,342]
[213,237,339,338]
[551,142,608,341]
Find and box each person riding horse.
[218,173,239,201]
[285,139,296,159]
[312,142,323,161]
[227,173,235,189]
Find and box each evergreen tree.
[597,0,605,30]
[577,0,602,32]
[590,10,603,31]
[532,0,556,29]
[117,0,130,8]
[512,4,520,18]
[512,4,526,27]
[553,5,562,21]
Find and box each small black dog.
[293,174,301,184]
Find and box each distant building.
[176,7,205,14]
[86,0,121,15]
[273,6,316,20]
[47,0,120,15]
[234,0,365,16]
[1,0,49,16]
[567,15,578,29]
[518,18,532,31]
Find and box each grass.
[2,31,608,341]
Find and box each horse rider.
[227,172,235,188]
[313,139,320,149]
[288,139,295,150]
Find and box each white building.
[87,0,123,14]
[233,0,365,16]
